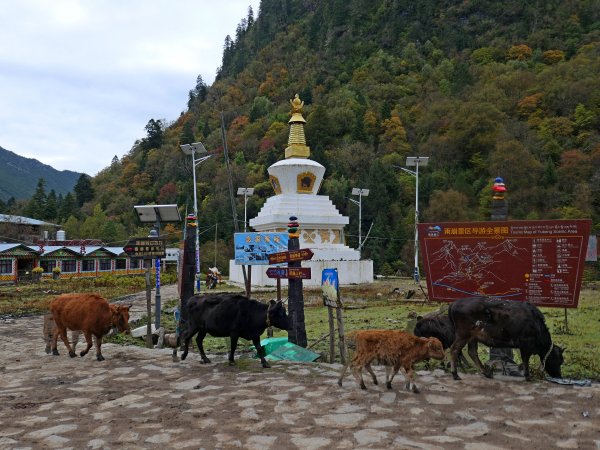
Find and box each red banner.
[418,219,591,308]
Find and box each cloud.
[0,0,259,175]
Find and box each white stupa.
[229,94,373,286]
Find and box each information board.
[234,232,288,265]
[418,219,591,308]
[123,237,166,259]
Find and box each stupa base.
[228,259,373,287]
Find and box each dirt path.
[0,289,598,449]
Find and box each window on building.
[129,259,140,270]
[99,259,112,271]
[62,260,77,273]
[82,260,95,272]
[115,259,127,270]
[40,260,56,273]
[0,259,12,274]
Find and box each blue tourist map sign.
[234,232,288,265]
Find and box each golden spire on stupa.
[285,94,310,159]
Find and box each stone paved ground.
[0,290,599,449]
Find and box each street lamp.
[349,188,370,256]
[237,187,255,232]
[397,156,429,283]
[180,142,214,292]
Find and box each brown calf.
[338,329,445,393]
[50,293,131,361]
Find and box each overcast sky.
[0,0,260,176]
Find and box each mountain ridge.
[0,146,82,201]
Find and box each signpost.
[268,249,314,265]
[418,219,591,308]
[130,203,180,338]
[123,237,166,259]
[266,267,312,279]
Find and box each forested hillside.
[5,0,600,275]
[0,146,81,202]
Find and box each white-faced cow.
[50,293,131,361]
[448,297,564,381]
[180,293,290,368]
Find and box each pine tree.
[23,178,47,219]
[74,174,94,207]
[45,190,58,221]
[58,192,78,222]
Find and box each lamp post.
[148,226,161,328]
[180,142,213,292]
[237,187,255,232]
[397,156,429,283]
[349,188,370,257]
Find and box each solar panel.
[133,204,181,223]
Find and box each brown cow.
[50,293,131,361]
[338,329,445,393]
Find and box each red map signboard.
[418,219,591,308]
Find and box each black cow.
[413,308,470,369]
[448,297,564,381]
[180,293,290,368]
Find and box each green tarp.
[255,337,321,362]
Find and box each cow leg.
[195,332,211,364]
[51,326,60,356]
[337,360,351,386]
[404,365,420,394]
[54,324,76,357]
[351,364,367,390]
[180,330,195,361]
[467,340,492,378]
[95,335,104,361]
[228,335,239,366]
[364,363,378,385]
[458,351,471,369]
[450,337,469,380]
[43,315,53,354]
[79,331,94,357]
[71,330,82,353]
[521,350,532,381]
[252,336,270,368]
[386,363,400,390]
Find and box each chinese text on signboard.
[418,220,591,308]
[234,232,288,265]
[123,238,166,259]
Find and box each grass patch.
[4,276,599,379]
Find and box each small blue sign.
[322,268,340,307]
[234,232,288,265]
